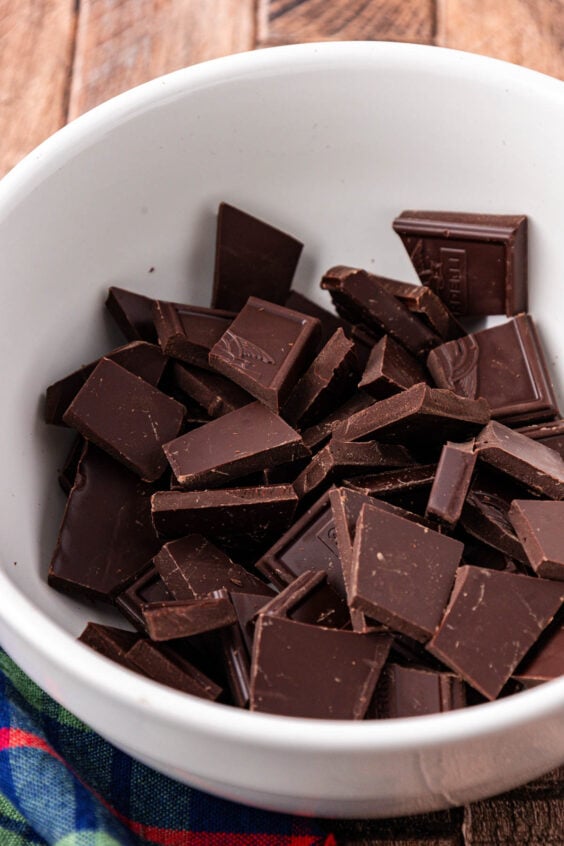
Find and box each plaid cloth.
[0,647,335,846]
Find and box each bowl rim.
[2,39,564,754]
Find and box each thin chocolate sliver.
[212,202,303,312]
[508,500,564,580]
[106,286,158,343]
[358,334,429,400]
[426,440,477,527]
[58,435,85,495]
[392,210,527,316]
[153,300,235,371]
[141,598,238,640]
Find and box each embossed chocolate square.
[393,210,527,316]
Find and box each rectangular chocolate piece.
[163,401,308,490]
[372,663,466,718]
[49,444,160,601]
[285,290,349,346]
[426,440,477,527]
[250,616,392,719]
[358,334,429,400]
[508,500,564,580]
[141,598,238,640]
[350,502,463,642]
[64,358,185,482]
[212,202,303,311]
[106,286,158,343]
[427,565,564,699]
[171,361,252,418]
[321,265,439,357]
[376,276,466,341]
[427,315,558,425]
[153,299,235,370]
[126,639,223,700]
[393,210,527,316]
[333,383,490,446]
[209,297,322,412]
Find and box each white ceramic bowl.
[1,41,564,818]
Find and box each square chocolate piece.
[393,210,527,316]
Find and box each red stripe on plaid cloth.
[0,728,334,846]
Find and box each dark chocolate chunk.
[58,435,85,495]
[151,485,298,548]
[212,202,303,312]
[115,563,176,632]
[171,361,252,417]
[153,300,235,370]
[208,297,322,412]
[393,210,528,316]
[230,592,272,653]
[163,401,307,490]
[285,290,349,346]
[343,464,437,499]
[426,440,477,527]
[78,622,142,672]
[126,639,223,700]
[63,358,185,482]
[518,419,564,458]
[321,265,439,357]
[153,534,273,599]
[258,570,349,629]
[141,597,238,640]
[508,500,564,580]
[460,476,530,565]
[428,565,564,699]
[250,615,392,719]
[513,620,564,687]
[333,383,490,446]
[475,420,564,499]
[48,444,160,601]
[372,663,466,718]
[358,334,429,400]
[427,315,558,426]
[45,340,167,426]
[282,328,358,427]
[106,286,158,343]
[350,502,463,642]
[301,391,376,452]
[376,277,466,341]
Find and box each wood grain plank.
[463,796,564,845]
[68,0,255,119]
[437,0,564,79]
[0,0,76,176]
[257,0,435,47]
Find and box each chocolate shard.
[392,210,528,316]
[512,619,564,688]
[460,475,530,565]
[426,440,477,527]
[427,565,564,700]
[427,315,558,426]
[282,328,358,427]
[321,265,440,357]
[208,297,322,412]
[212,202,303,312]
[153,534,273,599]
[48,444,160,602]
[333,383,490,446]
[508,500,564,580]
[518,419,564,458]
[163,401,308,490]
[285,290,350,346]
[141,597,238,640]
[230,591,272,653]
[151,485,298,549]
[358,334,429,400]
[58,435,85,495]
[106,286,158,343]
[171,361,252,418]
[209,589,252,708]
[475,420,564,499]
[125,639,223,700]
[45,341,168,426]
[350,502,463,642]
[301,391,376,452]
[63,358,185,482]
[116,562,175,632]
[250,615,392,719]
[78,622,142,672]
[343,464,437,500]
[376,277,466,341]
[152,300,235,370]
[372,663,466,719]
[256,570,348,629]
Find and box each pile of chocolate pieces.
[45,204,564,719]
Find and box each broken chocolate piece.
[171,361,252,417]
[393,210,527,316]
[126,639,222,700]
[427,315,558,425]
[116,562,175,632]
[301,391,375,451]
[106,286,158,343]
[372,663,466,718]
[58,435,84,495]
[518,419,564,458]
[358,334,429,400]
[78,622,142,672]
[508,500,564,580]
[513,619,564,687]
[141,597,238,640]
[208,297,322,412]
[350,502,463,642]
[63,358,185,482]
[250,615,392,719]
[257,570,348,629]
[426,440,477,527]
[376,277,466,341]
[230,592,272,653]
[163,400,307,490]
[285,290,349,345]
[48,444,160,601]
[153,300,235,370]
[428,565,564,699]
[343,464,437,500]
[212,202,303,311]
[460,475,530,565]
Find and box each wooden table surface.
[2,1,564,843]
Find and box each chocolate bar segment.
[393,210,527,316]
[209,297,321,412]
[427,315,558,425]
[126,639,223,700]
[428,565,564,699]
[78,622,142,672]
[426,440,477,527]
[153,300,235,370]
[212,202,303,311]
[106,286,158,343]
[372,663,466,718]
[141,598,238,640]
[163,401,307,490]
[376,277,466,341]
[64,358,185,482]
[358,334,429,400]
[508,500,564,579]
